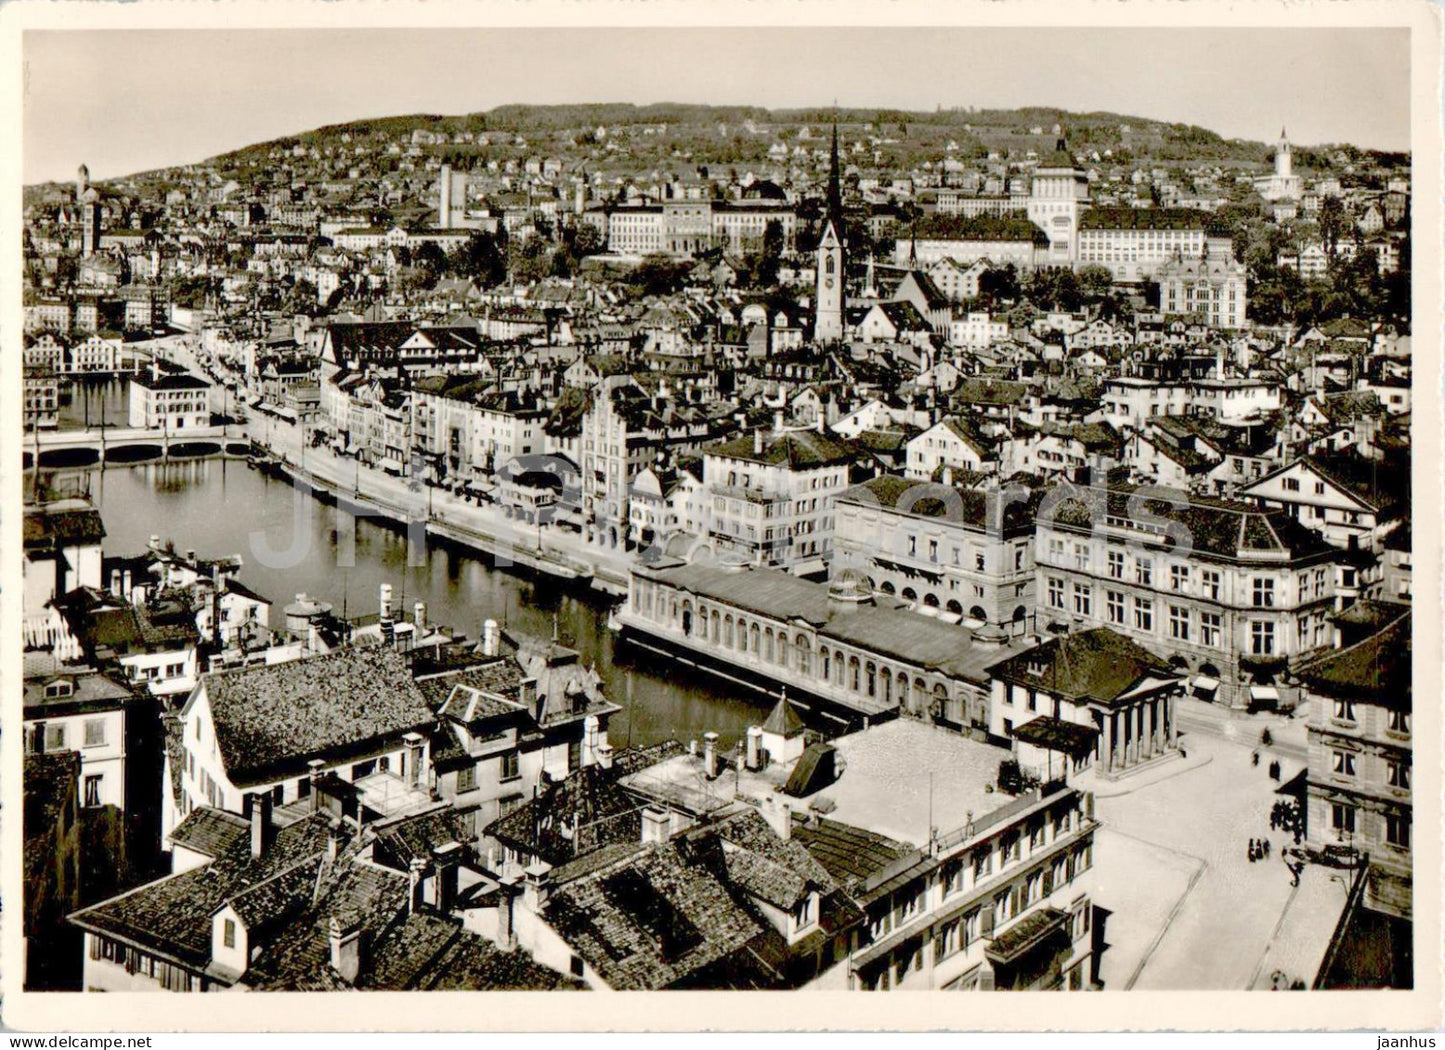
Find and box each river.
[61,457,772,749]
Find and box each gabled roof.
[987,628,1178,707]
[196,647,435,788]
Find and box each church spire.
[827,123,843,231]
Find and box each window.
[1331,751,1356,778]
[1073,544,1089,570]
[963,909,981,947]
[972,849,992,882]
[1135,558,1153,586]
[1107,551,1124,579]
[1387,710,1410,735]
[84,775,101,808]
[1072,584,1092,616]
[1015,545,1026,571]
[1169,565,1189,592]
[1331,804,1356,835]
[1250,621,1275,656]
[1387,760,1410,790]
[1386,813,1410,848]
[1133,597,1154,632]
[975,551,986,571]
[223,919,236,949]
[44,724,66,752]
[1047,577,1065,610]
[1106,590,1125,626]
[1251,578,1275,608]
[934,919,960,961]
[1201,570,1221,601]
[500,751,520,780]
[994,889,1013,925]
[1198,611,1221,648]
[456,763,477,792]
[569,954,585,978]
[84,719,107,748]
[1169,605,1190,641]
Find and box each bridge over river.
[23,424,252,470]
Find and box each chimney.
[816,411,826,434]
[413,601,427,635]
[307,624,320,653]
[522,861,551,913]
[754,428,764,455]
[773,408,785,431]
[184,549,196,564]
[328,917,363,984]
[703,732,719,779]
[378,582,393,623]
[745,726,764,771]
[762,793,792,840]
[496,874,519,950]
[248,791,274,859]
[596,742,614,769]
[407,856,428,915]
[641,807,671,845]
[110,568,122,597]
[308,758,325,812]
[482,618,500,657]
[327,825,343,863]
[121,570,133,600]
[433,841,462,913]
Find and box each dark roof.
[24,504,106,551]
[1013,715,1100,757]
[25,751,79,845]
[988,628,1177,707]
[168,808,249,860]
[70,812,343,970]
[545,840,763,990]
[1045,482,1337,563]
[1301,613,1410,707]
[485,764,639,866]
[705,429,858,470]
[783,743,838,798]
[199,647,435,788]
[22,667,135,719]
[761,698,806,737]
[789,815,917,897]
[838,475,1041,534]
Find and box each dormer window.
[44,679,75,699]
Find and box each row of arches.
[667,594,955,716]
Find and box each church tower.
[1275,127,1293,179]
[76,163,89,204]
[813,124,846,343]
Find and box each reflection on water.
[59,375,131,431]
[69,459,770,748]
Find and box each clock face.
[824,278,835,290]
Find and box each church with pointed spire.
[1255,125,1304,202]
[812,124,847,343]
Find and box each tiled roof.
[1301,613,1410,707]
[839,474,1041,533]
[705,428,859,470]
[200,647,435,788]
[168,807,249,860]
[70,812,343,970]
[987,628,1177,707]
[486,764,639,865]
[790,816,917,897]
[545,840,764,990]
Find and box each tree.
[743,220,785,288]
[449,231,506,287]
[1319,195,1349,261]
[1078,265,1115,300]
[414,241,448,286]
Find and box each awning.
[1250,686,1280,702]
[1192,675,1220,694]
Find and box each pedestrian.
[1252,751,1260,767]
[1264,839,1271,858]
[1269,760,1281,781]
[1261,727,1273,748]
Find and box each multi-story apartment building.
[577,376,720,550]
[1033,481,1341,709]
[595,200,797,257]
[833,475,1040,631]
[1301,612,1411,919]
[701,426,856,575]
[68,332,121,374]
[25,366,61,430]
[411,375,548,482]
[1239,453,1408,554]
[22,667,134,810]
[128,370,211,430]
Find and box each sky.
[22,27,1412,184]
